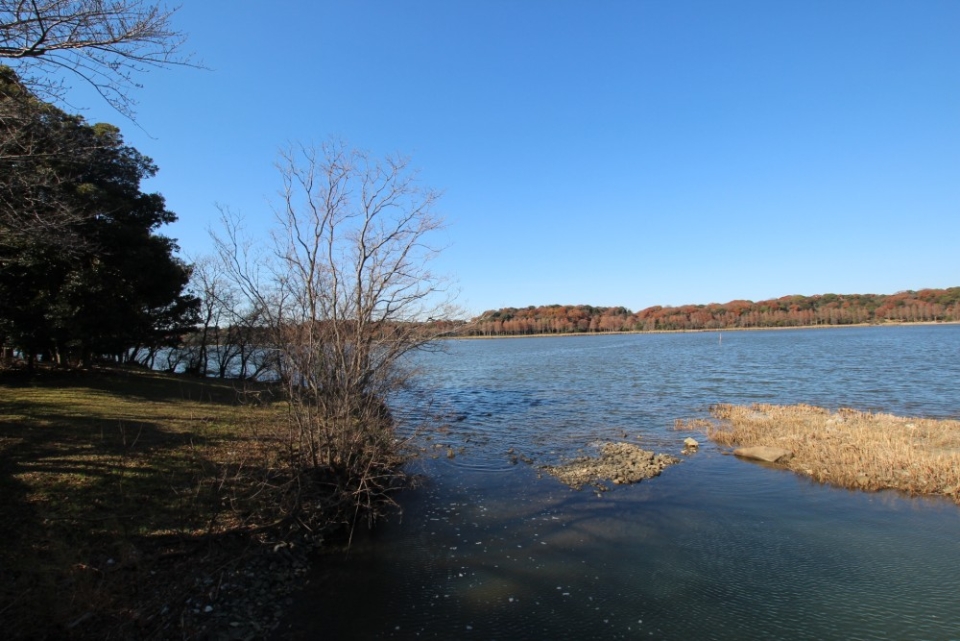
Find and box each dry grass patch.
[677,403,960,502]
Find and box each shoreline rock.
[541,442,681,491]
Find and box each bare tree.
[214,140,455,536]
[0,0,190,117]
[185,254,271,379]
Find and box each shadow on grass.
[0,364,262,405]
[0,367,275,638]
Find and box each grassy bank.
[0,367,312,639]
[679,404,960,501]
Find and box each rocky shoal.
[541,442,682,491]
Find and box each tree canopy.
[462,289,960,336]
[0,66,197,366]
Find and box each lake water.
[283,325,960,640]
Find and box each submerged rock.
[541,442,681,491]
[733,446,794,463]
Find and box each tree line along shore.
[452,288,960,337]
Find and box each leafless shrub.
[212,139,456,539]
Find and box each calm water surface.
[285,326,960,640]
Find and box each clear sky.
[61,0,960,317]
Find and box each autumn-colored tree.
[463,288,960,336]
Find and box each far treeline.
[459,288,960,336]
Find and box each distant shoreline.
[445,320,960,340]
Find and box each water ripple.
[293,327,960,640]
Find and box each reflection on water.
[283,326,960,640]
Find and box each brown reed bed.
[677,403,960,502]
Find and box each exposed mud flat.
[541,442,681,491]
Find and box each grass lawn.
[0,366,286,639]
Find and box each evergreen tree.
[0,67,197,366]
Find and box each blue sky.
[58,0,959,317]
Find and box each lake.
[283,325,960,640]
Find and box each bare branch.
[0,0,195,118]
[212,139,457,537]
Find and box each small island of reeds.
[678,404,960,502]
